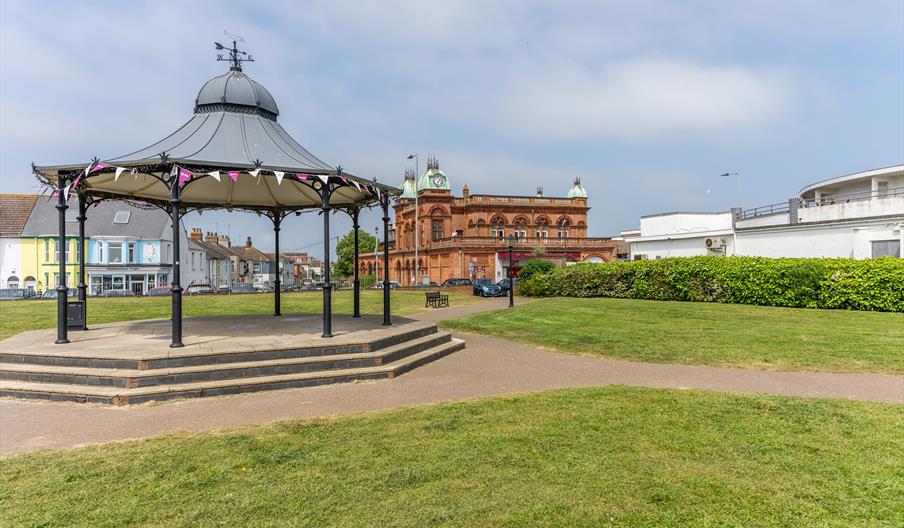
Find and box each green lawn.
[1,387,900,527]
[442,297,904,374]
[0,290,479,340]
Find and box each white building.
[624,165,904,260]
[0,195,38,290]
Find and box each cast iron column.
[55,175,69,344]
[352,207,361,318]
[273,213,282,316]
[169,175,184,348]
[321,183,333,338]
[382,195,391,325]
[508,243,514,308]
[77,192,88,329]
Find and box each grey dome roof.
[195,70,279,119]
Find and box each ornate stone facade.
[360,159,615,285]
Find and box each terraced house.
[17,198,181,295]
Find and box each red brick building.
[360,158,615,285]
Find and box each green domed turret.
[417,156,451,191]
[567,177,587,198]
[400,169,417,199]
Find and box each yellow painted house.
[18,236,84,292]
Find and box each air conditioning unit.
[705,237,726,248]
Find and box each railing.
[737,202,790,220]
[799,186,904,207]
[451,195,580,206]
[738,186,904,220]
[423,236,613,250]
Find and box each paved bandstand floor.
[1,297,901,454]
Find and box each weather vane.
[215,30,254,71]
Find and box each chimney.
[245,236,253,248]
[190,227,202,240]
[219,234,230,247]
[536,186,544,197]
[205,231,217,242]
[462,184,470,199]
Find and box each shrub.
[518,256,904,312]
[519,258,556,282]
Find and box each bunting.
[228,171,240,182]
[249,169,261,178]
[208,171,221,182]
[274,171,285,185]
[317,174,329,183]
[88,162,109,174]
[114,166,127,182]
[178,166,193,186]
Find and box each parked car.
[146,286,171,296]
[442,278,472,287]
[472,278,503,297]
[96,289,135,298]
[40,289,78,299]
[373,281,402,289]
[496,277,519,293]
[186,284,217,295]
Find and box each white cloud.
[494,58,796,140]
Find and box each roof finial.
[215,31,254,71]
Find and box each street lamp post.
[374,226,379,285]
[507,234,515,308]
[407,153,419,287]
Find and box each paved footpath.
[2,297,901,455]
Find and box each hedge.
[518,256,904,312]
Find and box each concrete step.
[0,323,440,370]
[0,332,453,388]
[0,339,465,405]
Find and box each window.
[877,181,889,198]
[108,242,123,263]
[112,276,125,290]
[7,276,19,288]
[53,239,60,263]
[871,240,900,258]
[514,219,527,239]
[558,219,570,239]
[97,243,105,263]
[492,218,505,239]
[113,211,131,224]
[44,239,51,262]
[127,241,136,263]
[536,220,549,239]
[431,219,444,241]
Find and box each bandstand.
[0,43,465,404]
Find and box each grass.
[1,387,901,527]
[442,297,904,374]
[0,290,480,341]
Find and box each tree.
[334,229,377,279]
[519,258,555,281]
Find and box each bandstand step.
[0,339,465,405]
[0,332,453,388]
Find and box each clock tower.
[417,156,451,191]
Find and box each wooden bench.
[425,291,449,308]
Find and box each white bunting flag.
[274,171,285,185]
[114,167,127,182]
[208,171,221,182]
[62,184,72,202]
[352,181,361,191]
[249,169,261,178]
[317,174,329,183]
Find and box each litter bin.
[67,301,85,330]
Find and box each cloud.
[494,58,796,140]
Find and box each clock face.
[432,175,446,187]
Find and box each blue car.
[472,279,503,297]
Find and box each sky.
[1,0,902,254]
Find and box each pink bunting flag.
[228,171,240,182]
[89,162,109,174]
[340,176,349,185]
[296,173,309,181]
[178,167,193,186]
[70,174,82,189]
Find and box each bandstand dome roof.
[195,70,279,117]
[34,58,398,212]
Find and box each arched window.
[536,219,549,239]
[7,276,19,289]
[558,218,570,239]
[24,276,36,291]
[491,217,506,239]
[514,218,527,239]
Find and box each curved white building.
[623,165,904,260]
